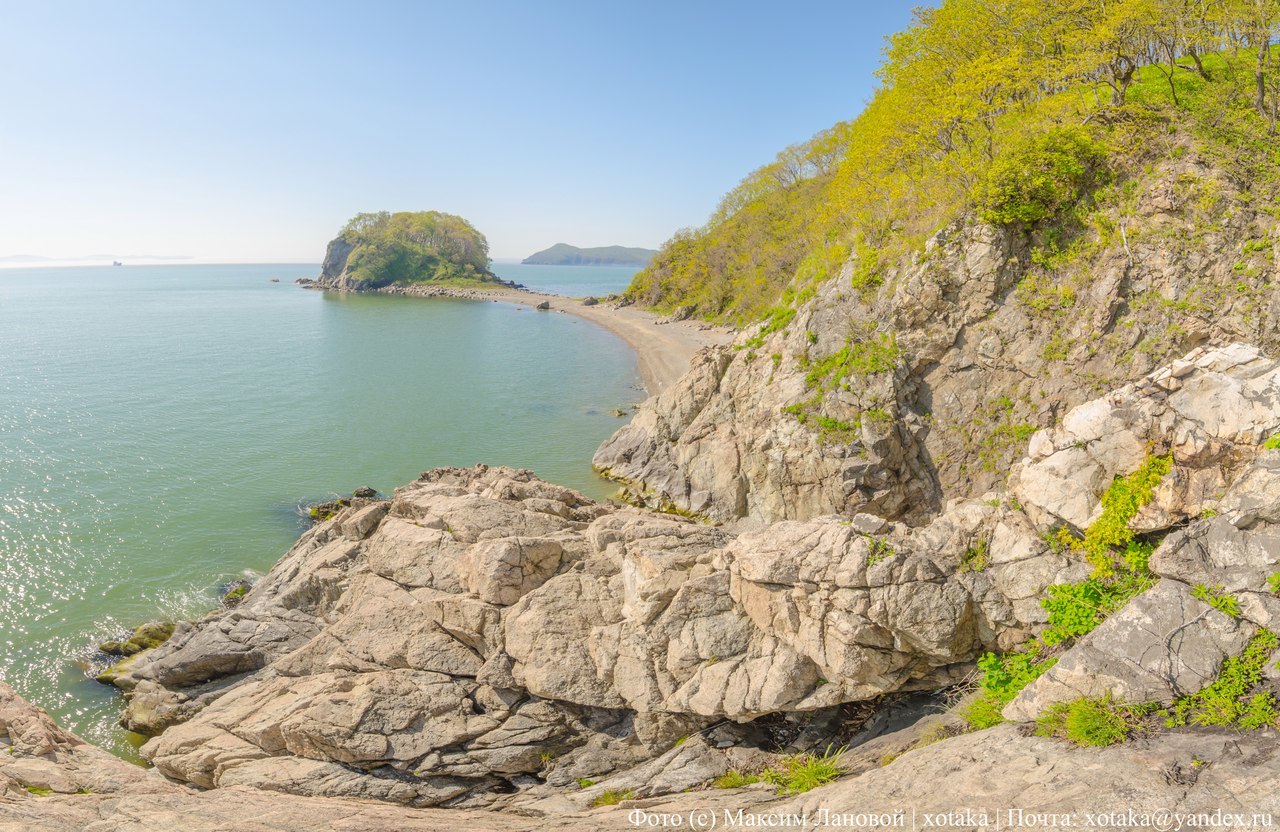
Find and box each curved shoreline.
[306,281,735,394]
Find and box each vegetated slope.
[625,0,1280,327]
[317,211,497,290]
[522,243,656,266]
[598,2,1280,525]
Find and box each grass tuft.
[589,788,636,807]
[1035,695,1146,747]
[760,746,845,794]
[713,769,762,789]
[1165,630,1280,729]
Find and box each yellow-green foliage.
[977,128,1109,225]
[626,1,1280,326]
[1165,630,1280,729]
[1191,583,1242,618]
[1074,455,1172,576]
[803,333,899,391]
[1040,557,1155,646]
[589,788,636,807]
[713,770,762,789]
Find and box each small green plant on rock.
[714,770,762,789]
[1040,555,1155,646]
[1070,454,1172,576]
[1165,630,1279,729]
[961,647,1058,730]
[1268,572,1280,595]
[575,778,596,789]
[959,539,989,572]
[865,536,895,566]
[1191,584,1241,618]
[590,788,637,807]
[1035,695,1145,747]
[760,746,845,795]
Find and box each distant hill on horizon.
[522,243,656,267]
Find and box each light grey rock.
[1003,580,1253,721]
[112,461,1079,806]
[1011,343,1280,533]
[456,537,564,605]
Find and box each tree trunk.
[1257,28,1270,115]
[1188,47,1209,80]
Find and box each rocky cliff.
[595,158,1280,526]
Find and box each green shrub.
[1040,563,1155,646]
[1265,434,1280,450]
[961,648,1057,729]
[1035,695,1140,747]
[803,333,899,390]
[866,537,895,566]
[760,746,845,794]
[1268,572,1280,595]
[1166,630,1279,728]
[959,539,989,573]
[575,778,596,788]
[976,128,1108,226]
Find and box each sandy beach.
[369,283,736,395]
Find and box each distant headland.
[521,243,656,267]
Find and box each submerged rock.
[98,621,176,658]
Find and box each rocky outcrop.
[597,159,1280,525]
[318,236,357,289]
[104,462,1080,808]
[1007,444,1280,721]
[0,681,546,830]
[1011,342,1280,534]
[12,677,1280,830]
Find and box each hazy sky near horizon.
[2,1,915,262]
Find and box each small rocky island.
[522,243,656,267]
[305,210,512,292]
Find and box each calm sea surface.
[0,262,641,758]
[490,260,641,296]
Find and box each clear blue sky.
[1,1,916,263]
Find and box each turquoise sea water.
[0,263,642,758]
[491,261,641,297]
